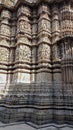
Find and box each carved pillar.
[59,1,73,38]
[52,44,62,84]
[52,5,60,44]
[13,5,32,83]
[0,9,11,85]
[9,13,16,83]
[52,5,62,84]
[36,4,52,83]
[31,9,38,83]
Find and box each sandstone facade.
[0,0,73,127]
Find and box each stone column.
[13,5,32,83]
[9,13,16,84]
[52,5,62,84]
[0,9,11,85]
[36,4,52,83]
[52,5,60,44]
[31,9,38,83]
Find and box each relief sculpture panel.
[38,44,51,61]
[1,24,10,36]
[15,45,31,62]
[0,47,9,62]
[38,19,51,33]
[17,20,31,34]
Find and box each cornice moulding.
[0,0,68,9]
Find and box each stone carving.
[38,4,49,15]
[1,24,10,36]
[17,21,31,34]
[0,47,9,62]
[0,0,73,127]
[9,49,15,62]
[1,10,11,19]
[11,26,16,37]
[38,19,51,33]
[59,6,73,37]
[17,37,31,45]
[15,45,31,62]
[0,39,9,46]
[38,44,51,61]
[17,5,31,17]
[52,20,59,33]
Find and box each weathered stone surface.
[0,0,73,128]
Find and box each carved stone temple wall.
[0,0,73,127]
